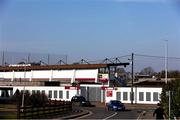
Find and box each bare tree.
[140,66,155,76]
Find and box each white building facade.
[0,64,163,104]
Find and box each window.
[66,91,69,99]
[25,90,28,93]
[10,90,13,96]
[54,90,57,98]
[48,90,52,98]
[116,92,121,101]
[153,92,159,101]
[139,92,144,101]
[42,90,45,95]
[146,92,151,101]
[59,91,63,99]
[123,92,128,101]
[37,90,40,94]
[32,90,35,94]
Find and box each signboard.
[106,90,113,97]
[98,73,109,82]
[98,73,108,79]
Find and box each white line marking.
[75,110,93,119]
[103,112,118,120]
[137,111,146,120]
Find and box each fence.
[17,100,72,119]
[0,51,68,66]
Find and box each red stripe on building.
[65,86,79,90]
[75,78,95,81]
[101,86,108,90]
[99,78,108,82]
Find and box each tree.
[11,89,21,105]
[157,70,180,79]
[29,92,48,106]
[140,66,155,76]
[161,79,180,118]
[168,70,180,78]
[11,90,48,106]
[18,62,26,64]
[116,67,126,73]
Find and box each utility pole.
[131,53,134,104]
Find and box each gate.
[88,87,101,102]
[80,86,101,102]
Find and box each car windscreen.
[111,101,121,105]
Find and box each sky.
[0,0,180,72]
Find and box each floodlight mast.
[21,58,27,112]
[164,40,168,84]
[164,40,170,120]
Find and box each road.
[76,107,142,119]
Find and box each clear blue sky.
[1,0,180,71]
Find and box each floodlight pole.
[131,53,134,104]
[165,40,168,84]
[21,58,27,111]
[164,40,170,120]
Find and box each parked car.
[71,95,86,102]
[106,100,125,111]
[71,95,95,107]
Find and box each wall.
[13,86,78,101]
[0,85,162,104]
[105,87,162,104]
[0,69,98,83]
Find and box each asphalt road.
[77,107,141,119]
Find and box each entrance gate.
[80,86,101,102]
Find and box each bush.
[11,89,48,107]
[161,79,180,118]
[30,92,48,106]
[10,89,21,105]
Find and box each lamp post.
[164,40,170,120]
[21,58,27,111]
[164,40,168,84]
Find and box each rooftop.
[0,63,129,72]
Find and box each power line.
[135,54,180,60]
[110,55,131,59]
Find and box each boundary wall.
[0,86,162,104]
[105,87,162,104]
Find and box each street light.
[21,58,27,111]
[164,40,168,84]
[164,40,170,120]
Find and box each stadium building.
[0,62,162,104]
